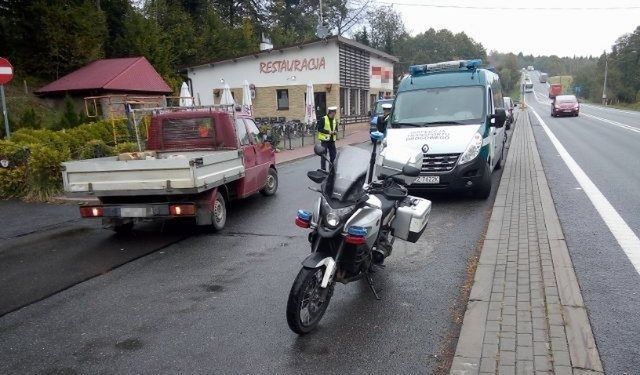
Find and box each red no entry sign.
[0,58,14,85]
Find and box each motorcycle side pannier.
[391,196,431,243]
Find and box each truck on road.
[62,106,278,232]
[549,83,562,99]
[539,73,548,83]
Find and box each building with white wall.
[185,36,397,123]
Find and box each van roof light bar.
[409,59,482,76]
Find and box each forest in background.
[0,0,638,135]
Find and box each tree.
[353,26,370,46]
[365,5,408,55]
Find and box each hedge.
[0,118,140,201]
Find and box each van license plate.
[415,176,440,184]
[120,208,148,217]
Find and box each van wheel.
[474,174,492,200]
[260,168,278,196]
[494,148,504,170]
[211,193,227,231]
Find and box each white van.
[376,60,507,199]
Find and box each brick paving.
[450,111,602,374]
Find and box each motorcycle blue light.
[297,210,312,221]
[347,226,367,237]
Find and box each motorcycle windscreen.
[324,146,369,203]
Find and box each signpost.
[0,57,14,139]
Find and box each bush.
[23,143,70,201]
[78,140,114,160]
[0,141,30,199]
[0,117,137,201]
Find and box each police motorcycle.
[286,132,432,334]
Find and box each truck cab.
[376,59,507,199]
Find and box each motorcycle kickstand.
[366,273,382,301]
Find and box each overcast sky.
[374,0,640,57]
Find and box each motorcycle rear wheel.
[286,267,333,334]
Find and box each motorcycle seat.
[374,194,396,218]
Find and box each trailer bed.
[62,150,244,196]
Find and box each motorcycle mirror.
[307,169,328,183]
[314,143,327,156]
[402,165,421,177]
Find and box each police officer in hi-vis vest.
[317,106,338,171]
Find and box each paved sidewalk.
[450,111,603,374]
[275,122,370,164]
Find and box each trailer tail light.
[295,210,312,228]
[345,226,367,245]
[80,206,103,218]
[170,204,196,216]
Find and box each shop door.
[314,92,327,120]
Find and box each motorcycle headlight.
[326,212,340,228]
[459,132,483,165]
[322,202,353,228]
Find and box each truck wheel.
[113,222,134,234]
[211,193,227,231]
[260,168,278,196]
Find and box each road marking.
[580,112,640,134]
[581,103,640,116]
[530,107,640,275]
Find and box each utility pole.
[602,54,608,106]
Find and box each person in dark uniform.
[376,103,392,135]
[317,106,338,171]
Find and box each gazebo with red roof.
[35,57,173,119]
[36,57,172,96]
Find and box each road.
[0,145,506,374]
[525,72,640,373]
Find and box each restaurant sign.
[259,57,326,74]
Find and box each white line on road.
[580,112,640,134]
[530,107,640,275]
[581,103,640,116]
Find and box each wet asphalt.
[526,76,640,373]
[0,144,505,374]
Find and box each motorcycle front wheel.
[286,267,333,334]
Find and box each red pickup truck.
[62,109,277,232]
[549,84,562,99]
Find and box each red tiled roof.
[36,57,172,95]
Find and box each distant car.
[527,66,534,71]
[524,79,534,93]
[503,97,514,129]
[551,95,579,117]
[539,73,548,83]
